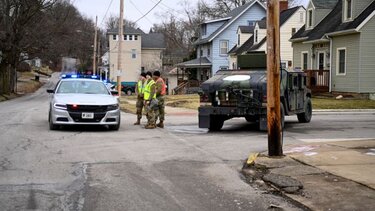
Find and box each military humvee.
[198,55,312,131]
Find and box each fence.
[304,69,330,93]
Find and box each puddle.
[304,152,318,156]
[284,145,317,154]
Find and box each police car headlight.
[54,103,67,110]
[107,104,119,111]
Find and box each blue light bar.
[91,75,98,79]
[71,74,78,78]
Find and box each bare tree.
[104,14,138,31]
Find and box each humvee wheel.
[297,98,312,123]
[209,116,224,131]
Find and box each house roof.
[291,0,375,42]
[195,0,265,45]
[229,35,255,54]
[256,6,302,29]
[176,57,212,68]
[141,33,166,49]
[232,6,302,55]
[239,25,255,33]
[312,0,339,9]
[107,26,145,35]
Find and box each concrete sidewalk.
[248,140,375,210]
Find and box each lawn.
[119,94,375,112]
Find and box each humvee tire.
[209,116,224,131]
[297,98,312,123]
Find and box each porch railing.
[304,69,330,93]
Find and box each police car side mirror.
[47,89,54,94]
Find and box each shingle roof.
[195,0,262,45]
[291,0,375,42]
[256,6,302,29]
[312,0,339,9]
[176,57,212,67]
[141,33,166,49]
[107,26,145,35]
[232,6,301,55]
[239,25,255,33]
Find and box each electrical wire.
[129,0,154,25]
[134,0,162,23]
[100,0,115,27]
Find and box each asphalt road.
[0,78,374,211]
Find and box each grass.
[119,100,137,114]
[312,98,375,109]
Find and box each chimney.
[280,0,288,13]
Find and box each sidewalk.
[245,140,375,210]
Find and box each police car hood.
[201,69,266,93]
[54,94,118,105]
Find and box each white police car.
[47,75,121,130]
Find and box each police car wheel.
[49,111,58,130]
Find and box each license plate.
[82,113,94,119]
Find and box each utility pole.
[98,33,101,79]
[266,0,282,156]
[93,16,98,75]
[117,0,124,96]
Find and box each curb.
[313,109,375,112]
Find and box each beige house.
[229,3,306,70]
[291,0,375,97]
[107,26,165,83]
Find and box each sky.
[74,0,309,32]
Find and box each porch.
[304,69,330,93]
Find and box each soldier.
[153,71,166,128]
[134,72,147,125]
[143,71,157,129]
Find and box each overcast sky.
[74,0,309,32]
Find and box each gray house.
[176,0,266,87]
[291,0,375,98]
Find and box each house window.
[124,35,127,40]
[201,24,207,36]
[302,52,308,70]
[238,34,241,45]
[255,29,258,43]
[337,48,346,75]
[318,52,325,70]
[135,35,138,40]
[200,49,203,57]
[113,35,117,40]
[129,35,133,41]
[307,9,313,28]
[344,0,353,20]
[291,28,297,36]
[220,40,229,55]
[300,12,304,23]
[207,48,211,57]
[248,20,256,26]
[131,49,137,59]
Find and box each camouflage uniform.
[155,79,165,125]
[144,79,157,128]
[134,80,146,125]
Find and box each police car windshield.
[56,80,109,95]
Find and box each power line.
[100,0,115,27]
[129,0,154,25]
[148,0,178,16]
[134,0,162,23]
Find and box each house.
[290,0,375,97]
[229,3,306,70]
[176,0,267,88]
[107,26,165,83]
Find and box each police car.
[47,74,121,130]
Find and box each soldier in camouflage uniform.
[134,73,147,125]
[144,71,157,129]
[153,71,166,128]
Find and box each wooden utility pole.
[117,0,124,96]
[98,33,101,79]
[93,16,98,75]
[267,0,282,156]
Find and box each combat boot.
[145,124,156,129]
[134,118,141,125]
[156,121,164,128]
